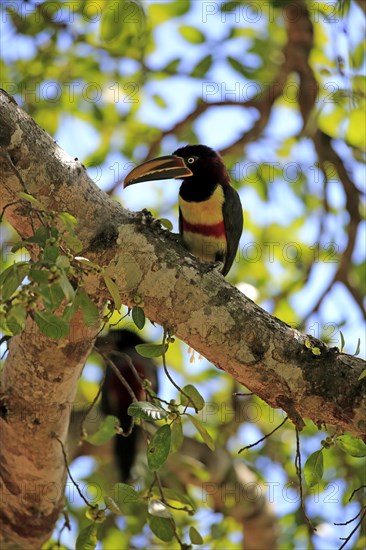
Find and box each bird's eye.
[187,157,196,164]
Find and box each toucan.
[124,144,243,276]
[97,329,158,482]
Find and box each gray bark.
[0,90,365,548]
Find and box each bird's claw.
[203,261,224,275]
[166,232,180,242]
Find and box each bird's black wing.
[98,329,158,481]
[178,206,183,238]
[222,185,243,276]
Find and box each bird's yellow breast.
[179,184,225,225]
[179,185,227,262]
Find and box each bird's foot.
[166,232,180,242]
[137,209,154,223]
[203,261,224,275]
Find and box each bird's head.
[124,144,230,189]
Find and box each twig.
[95,349,137,404]
[54,435,93,509]
[78,363,107,439]
[105,350,147,388]
[109,311,130,327]
[295,427,316,533]
[239,416,288,453]
[161,329,196,412]
[334,507,364,526]
[94,349,137,437]
[349,485,366,502]
[0,150,28,192]
[56,510,71,548]
[0,200,20,222]
[338,508,366,550]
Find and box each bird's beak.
[124,155,193,187]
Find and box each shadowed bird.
[124,144,243,276]
[97,329,158,482]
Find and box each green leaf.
[358,369,366,381]
[149,0,190,24]
[191,54,212,78]
[135,343,169,358]
[42,245,59,263]
[354,338,361,356]
[86,415,120,446]
[221,1,240,13]
[74,257,101,270]
[132,306,145,329]
[19,192,43,208]
[148,499,172,519]
[347,108,366,149]
[152,94,168,109]
[311,347,321,356]
[7,305,27,334]
[147,514,175,543]
[336,434,366,457]
[304,450,324,487]
[352,41,365,68]
[56,255,70,270]
[128,401,167,421]
[180,384,205,411]
[62,293,80,321]
[34,311,70,339]
[78,288,99,326]
[100,4,122,42]
[227,56,249,78]
[113,483,140,507]
[59,273,75,304]
[75,523,97,550]
[58,211,78,232]
[179,25,205,44]
[339,330,345,352]
[41,284,65,312]
[103,275,121,310]
[152,487,196,511]
[186,414,215,451]
[170,417,184,453]
[163,58,180,73]
[64,234,83,253]
[103,496,121,515]
[158,218,173,231]
[50,226,59,239]
[190,526,204,545]
[147,424,171,471]
[26,226,49,247]
[0,263,29,300]
[29,267,48,285]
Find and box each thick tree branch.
[0,314,97,549]
[0,90,365,546]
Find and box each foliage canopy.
[1,1,365,549]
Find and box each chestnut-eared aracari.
[97,329,158,482]
[124,145,243,276]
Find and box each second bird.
[124,144,243,276]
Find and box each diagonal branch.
[0,89,365,547]
[312,130,365,319]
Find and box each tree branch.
[0,90,365,546]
